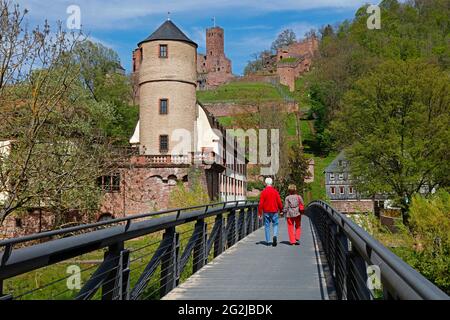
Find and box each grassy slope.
[197,82,283,103]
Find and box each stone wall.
[330,200,375,214]
[231,74,279,84]
[100,166,191,217]
[0,209,89,240]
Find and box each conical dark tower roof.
[138,20,198,47]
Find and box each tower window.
[159,99,168,114]
[160,135,169,153]
[159,44,168,58]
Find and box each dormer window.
[159,44,168,58]
[330,173,335,180]
[339,173,344,180]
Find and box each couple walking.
[258,178,304,247]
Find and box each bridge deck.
[164,215,334,300]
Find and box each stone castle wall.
[275,36,319,91]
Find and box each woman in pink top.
[282,184,304,246]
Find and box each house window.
[349,186,354,194]
[339,173,344,180]
[159,44,168,58]
[338,160,343,166]
[159,99,168,114]
[330,173,335,180]
[97,174,120,193]
[330,187,336,195]
[339,186,345,194]
[160,135,169,153]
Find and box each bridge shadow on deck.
[163,215,336,300]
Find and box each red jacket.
[258,186,283,216]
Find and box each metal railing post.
[346,248,371,300]
[227,210,236,247]
[214,214,225,258]
[335,226,349,300]
[238,208,246,240]
[193,219,207,273]
[326,219,337,278]
[252,207,258,231]
[160,227,179,297]
[101,242,129,300]
[247,207,254,235]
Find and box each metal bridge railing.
[0,201,261,300]
[307,200,449,300]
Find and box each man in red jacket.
[258,177,283,246]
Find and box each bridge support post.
[160,227,179,298]
[227,210,236,247]
[214,214,225,258]
[101,242,130,300]
[193,220,207,273]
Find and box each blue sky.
[16,1,374,75]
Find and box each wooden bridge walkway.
[164,215,335,300]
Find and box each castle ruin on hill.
[197,26,234,89]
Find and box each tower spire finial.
[212,16,216,27]
[167,11,171,21]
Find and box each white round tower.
[137,20,198,155]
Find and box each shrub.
[168,169,210,209]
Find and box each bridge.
[0,201,448,300]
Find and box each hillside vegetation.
[197,82,284,103]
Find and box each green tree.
[271,29,296,52]
[332,59,450,224]
[74,40,139,145]
[393,191,450,294]
[0,1,120,225]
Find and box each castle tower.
[136,20,198,155]
[206,27,225,60]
